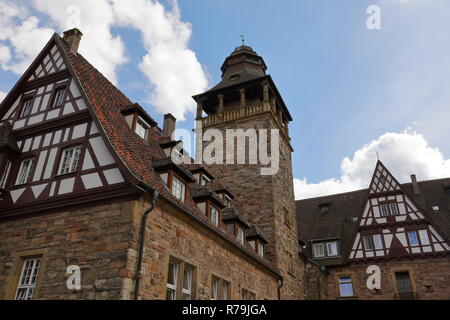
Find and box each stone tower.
[193,45,303,299]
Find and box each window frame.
[326,241,339,257]
[338,276,355,297]
[236,226,244,244]
[58,145,83,176]
[135,118,150,141]
[20,98,34,118]
[363,235,374,250]
[313,243,325,258]
[171,175,186,202]
[258,242,264,258]
[15,158,35,186]
[52,87,67,109]
[166,258,196,300]
[242,288,256,300]
[0,160,12,189]
[209,205,219,227]
[15,258,41,300]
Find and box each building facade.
[297,161,450,300]
[0,29,448,300]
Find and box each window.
[15,258,41,300]
[224,194,232,208]
[166,259,195,300]
[395,272,413,293]
[380,204,389,217]
[407,231,419,246]
[20,99,33,118]
[200,175,210,186]
[171,176,185,202]
[210,206,219,227]
[373,234,383,250]
[313,243,325,258]
[418,229,430,246]
[0,161,12,189]
[242,289,256,300]
[236,226,244,244]
[363,235,374,250]
[135,119,149,140]
[211,276,230,300]
[166,261,178,300]
[53,88,66,108]
[258,243,264,258]
[338,277,354,297]
[319,204,329,213]
[326,242,338,256]
[249,240,256,250]
[389,203,399,216]
[16,158,34,185]
[182,265,193,300]
[59,146,82,175]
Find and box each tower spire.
[239,34,245,46]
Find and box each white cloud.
[0,0,208,120]
[110,0,208,120]
[294,129,450,200]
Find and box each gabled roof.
[296,176,450,266]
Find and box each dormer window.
[20,99,33,118]
[210,206,219,226]
[172,176,186,202]
[135,118,149,140]
[223,194,232,208]
[200,174,211,186]
[258,244,264,258]
[59,145,82,175]
[313,241,339,258]
[236,226,244,244]
[53,88,66,108]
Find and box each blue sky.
[1,0,449,199]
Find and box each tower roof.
[206,45,268,93]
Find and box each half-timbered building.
[297,161,450,300]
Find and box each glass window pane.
[396,272,413,293]
[363,235,374,250]
[211,278,218,300]
[314,243,324,257]
[339,277,354,297]
[408,231,419,246]
[380,204,388,217]
[373,234,383,250]
[389,203,398,216]
[327,242,338,256]
[167,262,178,286]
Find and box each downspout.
[277,277,284,300]
[133,189,159,300]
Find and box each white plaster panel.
[10,188,26,203]
[373,206,380,218]
[58,177,75,195]
[90,122,99,135]
[375,218,386,224]
[384,234,393,249]
[63,102,75,116]
[76,99,87,110]
[40,93,50,111]
[362,202,370,218]
[434,244,444,252]
[31,184,47,199]
[70,79,81,98]
[81,173,103,190]
[396,233,407,247]
[63,128,70,142]
[355,251,363,258]
[89,137,115,166]
[32,96,42,114]
[23,139,32,152]
[375,250,384,257]
[28,114,45,126]
[52,130,62,145]
[423,246,432,253]
[43,148,58,179]
[103,168,125,185]
[72,123,88,140]
[352,234,360,250]
[43,133,52,147]
[46,108,60,120]
[13,119,26,130]
[411,247,421,254]
[2,96,21,120]
[32,136,42,150]
[49,181,56,197]
[33,150,48,182]
[366,251,374,258]
[395,216,407,222]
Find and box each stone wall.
[132,195,280,300]
[0,201,137,300]
[201,111,304,300]
[323,258,450,300]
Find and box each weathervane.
[239,35,245,46]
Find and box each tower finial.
[239,34,245,46]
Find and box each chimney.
[163,113,176,138]
[62,28,83,55]
[411,174,420,195]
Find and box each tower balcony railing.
[200,102,273,128]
